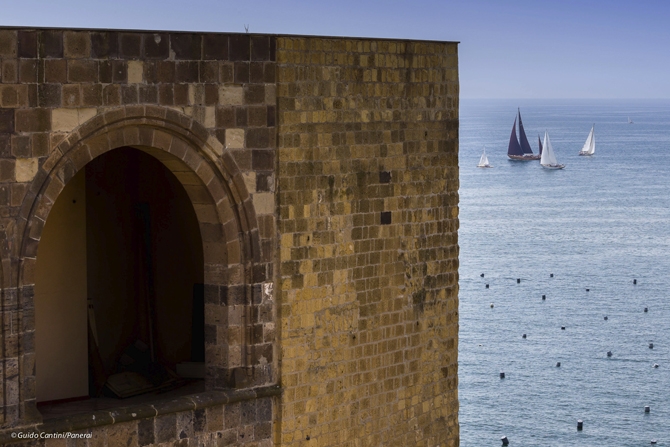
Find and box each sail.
[541,132,558,166]
[478,149,490,167]
[580,125,595,155]
[508,118,524,156]
[538,135,543,155]
[518,110,534,154]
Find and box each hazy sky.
[2,0,669,99]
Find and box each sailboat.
[628,117,634,124]
[540,131,565,169]
[578,125,595,156]
[508,109,540,160]
[477,147,493,168]
[538,134,543,155]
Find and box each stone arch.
[14,105,263,410]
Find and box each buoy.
[649,343,654,349]
[486,284,489,289]
[501,436,509,446]
[522,334,527,339]
[556,362,561,367]
[644,307,648,313]
[607,351,613,358]
[586,288,590,292]
[645,406,650,413]
[500,372,505,379]
[481,273,485,277]
[550,273,554,278]
[517,278,520,283]
[542,294,546,300]
[604,316,608,321]
[561,326,566,330]
[577,420,583,431]
[490,303,494,308]
[653,363,659,368]
[633,279,637,285]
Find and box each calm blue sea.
[458,99,670,446]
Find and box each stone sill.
[0,385,281,444]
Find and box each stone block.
[253,192,274,215]
[0,30,17,57]
[14,158,37,182]
[68,60,98,83]
[127,60,144,83]
[45,59,67,83]
[219,85,244,106]
[203,34,228,60]
[119,33,142,58]
[225,128,244,149]
[15,108,50,132]
[18,30,37,58]
[143,33,169,59]
[64,31,91,58]
[39,30,63,58]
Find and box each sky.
[1,0,669,99]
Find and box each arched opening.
[35,146,205,407]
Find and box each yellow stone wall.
[276,37,459,446]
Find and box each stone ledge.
[0,385,281,444]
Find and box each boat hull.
[508,154,541,161]
[578,152,593,156]
[477,165,493,168]
[541,164,565,170]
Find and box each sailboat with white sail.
[508,109,540,160]
[540,131,565,169]
[578,125,595,156]
[477,147,493,168]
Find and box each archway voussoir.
[226,241,241,267]
[189,121,210,145]
[220,151,238,178]
[193,203,220,224]
[223,219,241,243]
[196,162,215,186]
[184,185,211,205]
[55,160,77,186]
[107,128,126,151]
[137,127,155,147]
[86,134,112,159]
[67,146,93,172]
[41,149,63,174]
[124,105,146,120]
[78,113,106,139]
[145,105,167,120]
[33,196,53,223]
[216,196,236,225]
[18,189,38,221]
[152,130,174,153]
[24,237,39,259]
[181,146,203,173]
[43,176,65,205]
[27,216,45,241]
[205,178,226,206]
[231,173,250,203]
[102,107,127,126]
[20,258,36,287]
[123,126,141,146]
[168,137,189,160]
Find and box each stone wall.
[276,37,459,446]
[0,28,459,446]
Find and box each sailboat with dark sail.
[508,109,540,160]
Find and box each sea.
[458,99,670,446]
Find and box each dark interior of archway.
[85,147,204,397]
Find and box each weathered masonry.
[0,28,459,446]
